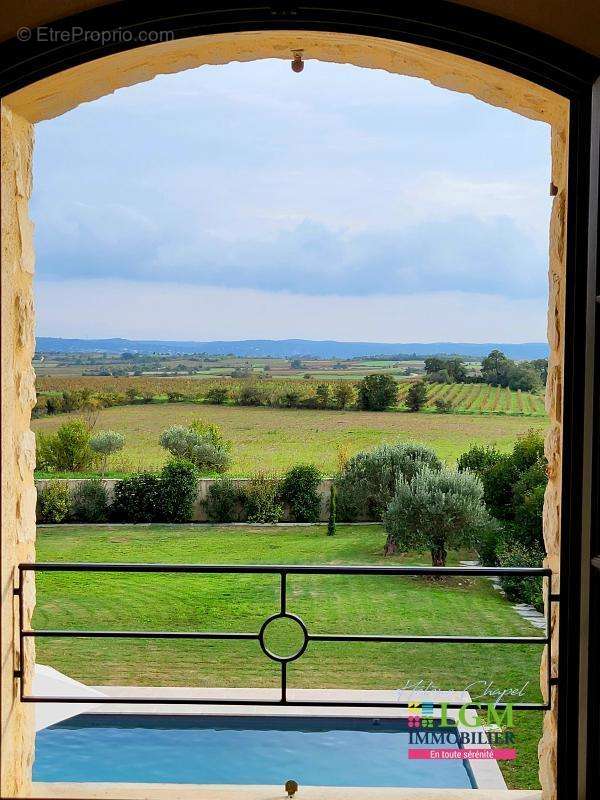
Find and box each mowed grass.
[32,403,547,476]
[34,524,543,789]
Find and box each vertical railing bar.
[280,570,287,615]
[281,661,287,703]
[18,565,24,701]
[547,571,553,700]
[281,571,287,703]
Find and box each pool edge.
[30,782,542,800]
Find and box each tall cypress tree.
[327,483,337,536]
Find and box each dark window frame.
[1,3,599,797]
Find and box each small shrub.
[513,462,547,546]
[279,464,322,522]
[35,431,54,471]
[434,398,453,413]
[35,419,94,472]
[38,480,72,523]
[457,444,502,475]
[474,517,503,566]
[406,380,428,412]
[278,390,302,408]
[193,441,231,473]
[205,386,229,404]
[479,455,519,520]
[159,425,198,459]
[189,419,227,446]
[159,423,231,474]
[112,472,161,523]
[237,385,266,406]
[243,472,283,523]
[90,430,125,474]
[511,429,545,472]
[496,533,545,611]
[205,476,242,522]
[71,479,109,523]
[158,461,199,523]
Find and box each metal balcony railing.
[14,562,558,710]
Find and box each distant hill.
[36,337,549,360]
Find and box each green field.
[34,523,543,789]
[32,402,547,476]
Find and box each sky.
[32,59,552,343]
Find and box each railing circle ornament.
[258,612,309,663]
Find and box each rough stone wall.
[1,29,567,798]
[537,115,568,800]
[1,103,37,797]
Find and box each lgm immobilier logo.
[406,701,517,761]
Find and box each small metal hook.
[291,50,304,73]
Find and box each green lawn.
[32,402,547,477]
[34,523,543,789]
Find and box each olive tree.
[90,430,125,474]
[335,442,442,521]
[159,422,231,474]
[384,466,489,564]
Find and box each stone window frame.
[0,9,598,800]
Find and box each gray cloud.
[37,211,545,298]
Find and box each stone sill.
[31,784,542,800]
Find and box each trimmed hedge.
[72,479,109,523]
[205,477,242,522]
[112,471,161,523]
[38,481,72,523]
[158,461,199,522]
[278,464,322,522]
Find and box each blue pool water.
[34,714,475,788]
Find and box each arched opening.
[2,16,594,800]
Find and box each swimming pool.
[34,714,476,788]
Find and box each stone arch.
[1,29,567,798]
